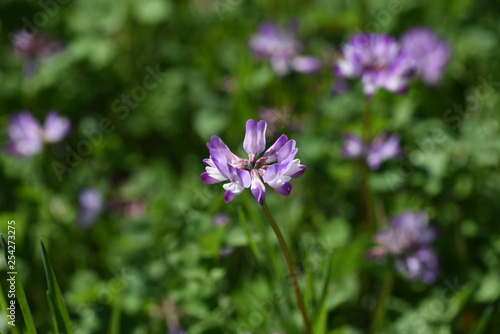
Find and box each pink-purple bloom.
[334,33,415,97]
[77,188,104,228]
[201,120,306,205]
[343,133,402,170]
[6,110,71,157]
[401,27,451,85]
[214,212,231,227]
[11,30,64,76]
[250,22,321,76]
[368,211,439,284]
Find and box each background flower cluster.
[1,0,500,333]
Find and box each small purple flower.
[367,133,402,169]
[368,211,439,284]
[401,27,451,85]
[201,120,306,205]
[77,188,104,228]
[214,212,231,227]
[335,33,415,97]
[6,112,44,157]
[6,110,71,158]
[343,133,401,170]
[250,21,321,76]
[11,30,64,76]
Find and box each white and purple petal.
[43,111,71,143]
[263,134,288,163]
[243,120,267,158]
[207,136,242,165]
[250,169,266,204]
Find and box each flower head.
[11,30,64,76]
[250,21,321,76]
[201,120,306,205]
[335,33,415,97]
[6,110,71,158]
[368,211,439,284]
[343,133,401,170]
[77,188,104,229]
[401,27,451,85]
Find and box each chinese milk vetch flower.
[6,110,71,158]
[343,133,402,170]
[201,120,306,205]
[250,21,321,76]
[401,27,451,85]
[368,211,439,284]
[334,33,415,97]
[77,188,104,228]
[11,30,64,76]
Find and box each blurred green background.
[1,0,500,333]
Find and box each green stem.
[371,272,394,333]
[361,100,377,232]
[262,202,312,334]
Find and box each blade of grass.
[47,291,60,334]
[40,240,74,334]
[1,235,36,334]
[312,250,334,334]
[470,305,494,334]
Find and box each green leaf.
[470,305,494,334]
[199,226,227,257]
[1,235,36,334]
[237,207,263,264]
[40,240,74,334]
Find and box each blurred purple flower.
[249,21,321,76]
[6,112,43,157]
[367,133,403,169]
[201,120,306,205]
[77,188,104,228]
[368,211,439,284]
[6,110,71,158]
[214,212,231,227]
[12,30,64,76]
[343,133,401,170]
[220,247,234,257]
[334,33,415,97]
[401,27,451,85]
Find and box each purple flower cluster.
[6,111,71,157]
[401,27,452,85]
[250,22,321,76]
[12,30,64,76]
[201,120,306,204]
[343,133,402,170]
[368,211,439,284]
[335,29,450,97]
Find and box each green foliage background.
[0,0,500,333]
